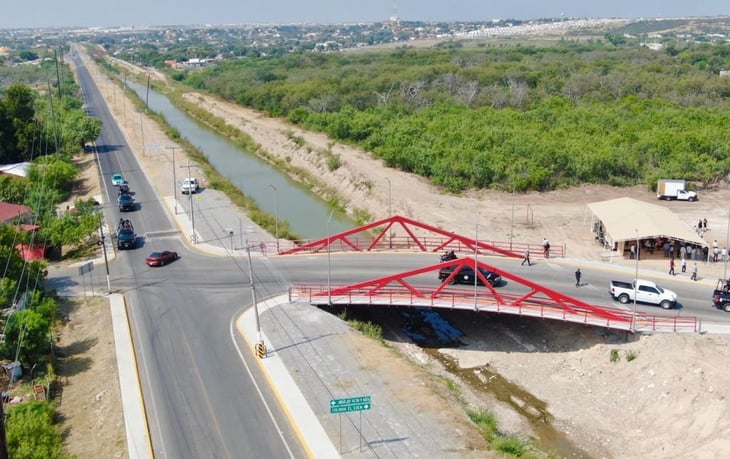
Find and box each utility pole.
[180,161,196,243]
[98,211,111,293]
[268,184,279,253]
[0,398,7,459]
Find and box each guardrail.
[285,236,564,259]
[289,284,698,334]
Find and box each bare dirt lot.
[56,51,730,458]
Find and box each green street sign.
[329,396,371,414]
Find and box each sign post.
[330,396,371,453]
[78,261,94,297]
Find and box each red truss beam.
[279,215,523,258]
[325,257,629,324]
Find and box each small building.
[586,197,706,258]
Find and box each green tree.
[2,309,51,364]
[6,401,67,459]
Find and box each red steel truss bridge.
[283,216,698,333]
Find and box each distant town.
[1,16,729,69]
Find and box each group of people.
[693,217,709,237]
[668,256,698,281]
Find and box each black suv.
[438,265,502,287]
[118,193,136,212]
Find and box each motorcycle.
[440,250,457,262]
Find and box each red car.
[145,251,178,266]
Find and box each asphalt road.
[72,51,308,459]
[61,47,730,458]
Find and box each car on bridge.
[438,265,502,287]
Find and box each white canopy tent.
[585,197,707,252]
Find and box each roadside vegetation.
[167,40,730,193]
[1,48,102,457]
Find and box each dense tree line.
[176,40,730,192]
[0,61,102,456]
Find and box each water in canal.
[125,80,355,239]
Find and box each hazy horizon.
[2,1,730,30]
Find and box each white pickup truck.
[181,177,200,194]
[609,278,677,310]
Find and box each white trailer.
[657,179,698,201]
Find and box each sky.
[3,1,730,29]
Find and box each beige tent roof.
[586,197,707,246]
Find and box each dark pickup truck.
[116,219,137,250]
[712,279,730,312]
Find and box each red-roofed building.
[1,202,44,261]
[0,202,32,224]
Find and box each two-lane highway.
[72,50,307,458]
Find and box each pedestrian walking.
[542,238,551,259]
[669,257,675,276]
[521,248,531,266]
[704,218,708,230]
[681,257,687,273]
[575,268,581,287]
[691,263,698,281]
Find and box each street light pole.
[165,146,179,214]
[722,212,730,282]
[180,161,196,243]
[97,211,111,293]
[474,215,480,311]
[631,228,639,332]
[510,184,516,251]
[245,242,262,343]
[385,178,392,217]
[327,209,334,305]
[268,184,279,254]
[386,177,393,248]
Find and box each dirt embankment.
[70,53,730,458]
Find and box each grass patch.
[468,409,536,457]
[337,310,383,341]
[437,375,462,399]
[626,350,638,362]
[609,349,620,363]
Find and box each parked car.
[117,193,136,211]
[146,251,179,267]
[111,173,126,186]
[438,265,501,287]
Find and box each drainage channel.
[344,305,593,458]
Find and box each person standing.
[542,238,550,259]
[691,263,698,281]
[575,268,582,287]
[521,248,532,266]
[669,257,675,276]
[704,218,709,230]
[630,245,636,260]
